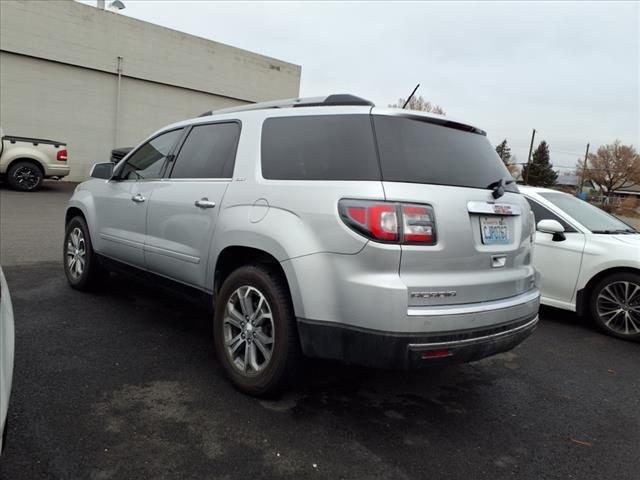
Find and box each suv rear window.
[373,115,516,192]
[261,115,380,181]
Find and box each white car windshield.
[539,192,637,234]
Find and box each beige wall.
[0,0,301,181]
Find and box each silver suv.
[64,94,540,395]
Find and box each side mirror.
[90,162,114,180]
[537,219,566,242]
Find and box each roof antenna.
[402,84,420,109]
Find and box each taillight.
[402,206,434,243]
[56,149,68,162]
[368,205,398,241]
[339,199,436,244]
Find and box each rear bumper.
[298,314,538,369]
[44,164,70,178]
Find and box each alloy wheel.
[223,286,275,375]
[66,227,86,279]
[596,281,640,335]
[14,166,40,190]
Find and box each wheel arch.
[576,266,640,316]
[213,245,301,315]
[64,201,101,254]
[6,157,46,176]
[65,206,86,225]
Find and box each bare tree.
[389,95,445,115]
[576,140,640,195]
[506,154,520,177]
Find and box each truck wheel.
[6,161,43,191]
[63,216,108,291]
[590,272,640,342]
[214,265,301,396]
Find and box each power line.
[549,149,588,156]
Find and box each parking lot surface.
[0,182,638,479]
[0,181,74,266]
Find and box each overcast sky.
[87,0,638,171]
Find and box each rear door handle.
[194,198,216,209]
[131,194,146,203]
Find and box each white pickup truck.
[0,126,69,191]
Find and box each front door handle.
[131,193,146,203]
[194,198,216,209]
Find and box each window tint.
[539,192,635,233]
[120,129,182,180]
[171,123,240,179]
[373,115,517,192]
[525,198,576,232]
[261,115,380,181]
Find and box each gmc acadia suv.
[64,94,540,395]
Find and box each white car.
[0,267,15,453]
[520,186,640,341]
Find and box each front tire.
[590,272,640,342]
[63,216,108,290]
[6,161,43,191]
[213,265,301,396]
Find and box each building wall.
[0,0,301,181]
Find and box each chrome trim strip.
[467,201,521,216]
[407,289,540,316]
[408,315,538,350]
[99,233,144,249]
[144,244,200,264]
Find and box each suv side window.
[526,197,577,232]
[119,129,183,181]
[170,122,240,179]
[261,115,380,181]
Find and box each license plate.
[480,216,510,244]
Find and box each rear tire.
[213,265,301,396]
[6,161,43,191]
[63,216,108,291]
[589,272,640,342]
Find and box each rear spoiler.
[2,135,66,147]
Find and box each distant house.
[554,175,598,194]
[613,184,640,198]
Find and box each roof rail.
[198,94,374,117]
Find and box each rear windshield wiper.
[486,178,515,199]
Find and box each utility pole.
[524,128,536,185]
[578,143,590,196]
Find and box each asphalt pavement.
[0,181,75,266]
[0,182,638,479]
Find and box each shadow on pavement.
[2,263,638,480]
